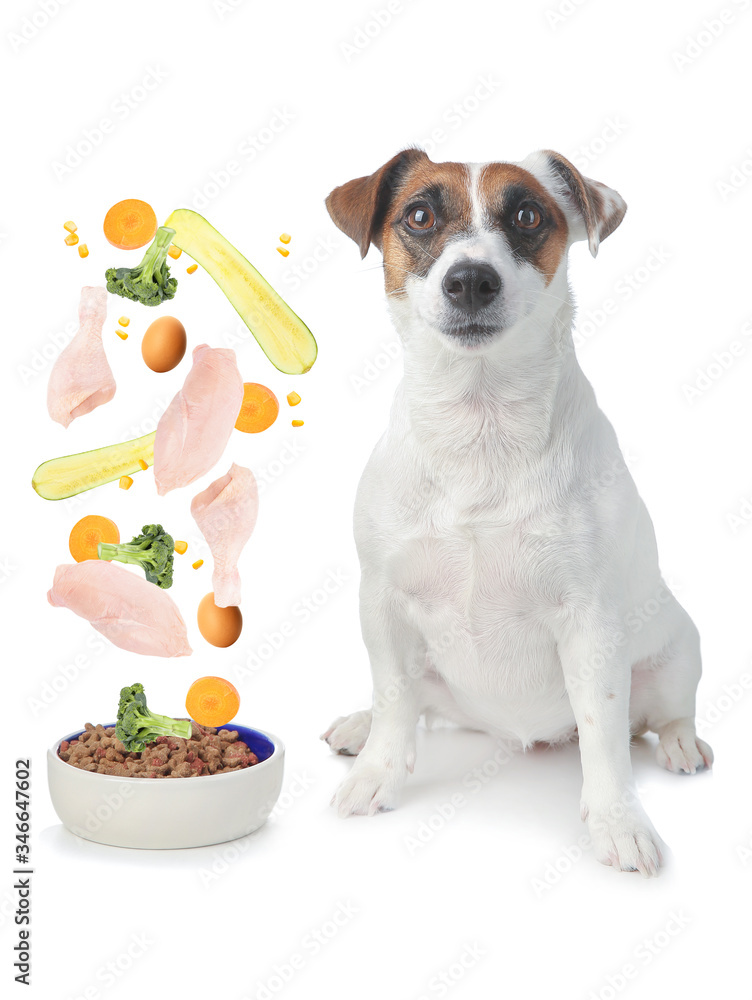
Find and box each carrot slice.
[185,676,240,727]
[235,382,279,433]
[69,515,119,562]
[103,199,158,250]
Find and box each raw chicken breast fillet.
[48,561,192,658]
[47,286,115,427]
[153,344,243,495]
[191,463,258,607]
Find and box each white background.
[2,0,751,996]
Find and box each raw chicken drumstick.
[47,286,115,427]
[191,464,258,607]
[48,561,192,658]
[153,344,243,495]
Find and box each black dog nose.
[442,261,501,313]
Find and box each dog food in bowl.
[58,720,258,778]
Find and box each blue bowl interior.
[62,723,276,764]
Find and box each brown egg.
[141,316,187,372]
[197,593,242,648]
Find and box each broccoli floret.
[115,683,191,752]
[98,524,174,589]
[105,226,178,307]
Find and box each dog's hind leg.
[630,613,713,774]
[321,710,372,756]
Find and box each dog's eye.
[515,204,542,230]
[405,206,436,231]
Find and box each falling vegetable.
[185,676,240,727]
[174,540,188,555]
[105,226,178,307]
[103,199,158,251]
[32,431,155,501]
[68,515,120,563]
[164,208,317,375]
[98,524,175,589]
[235,382,279,433]
[119,475,134,490]
[116,683,191,751]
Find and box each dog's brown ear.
[541,150,627,257]
[326,148,428,258]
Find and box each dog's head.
[325,149,626,353]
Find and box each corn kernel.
[276,247,290,257]
[116,330,128,341]
[64,233,79,246]
[63,221,77,233]
[291,419,304,427]
[78,244,89,258]
[192,559,204,570]
[118,316,130,327]
[138,458,148,470]
[119,475,133,490]
[279,232,292,244]
[287,391,301,406]
[168,245,182,259]
[186,264,198,274]
[174,541,188,555]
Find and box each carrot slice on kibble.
[235,382,279,433]
[186,676,240,727]
[69,515,119,562]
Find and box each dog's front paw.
[332,758,406,817]
[585,802,665,877]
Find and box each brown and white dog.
[321,149,712,876]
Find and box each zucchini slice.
[165,208,318,375]
[32,432,156,500]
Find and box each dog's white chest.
[388,516,576,745]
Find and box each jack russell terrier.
[322,148,712,876]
